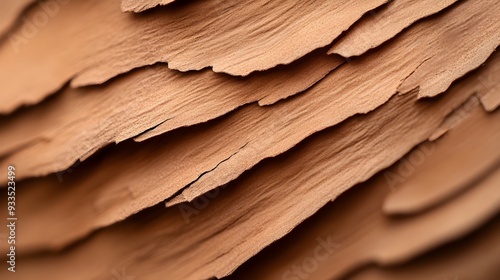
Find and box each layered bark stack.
[0,0,499,279]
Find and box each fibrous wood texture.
[0,0,499,279]
[328,0,459,57]
[0,50,342,180]
[121,0,177,13]
[0,0,386,113]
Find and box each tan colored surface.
[164,0,500,205]
[345,216,500,280]
[329,0,459,57]
[0,0,35,38]
[0,0,498,279]
[0,51,342,176]
[477,52,500,111]
[3,92,497,279]
[226,156,500,280]
[0,1,495,257]
[4,58,483,257]
[383,105,500,215]
[481,89,500,111]
[0,2,495,258]
[0,0,386,113]
[121,0,176,12]
[396,2,500,98]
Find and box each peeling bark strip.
[1,64,496,279]
[5,50,491,259]
[328,0,459,57]
[0,0,386,113]
[162,0,500,205]
[0,1,498,258]
[227,165,500,280]
[1,0,499,278]
[0,50,342,178]
[0,0,484,183]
